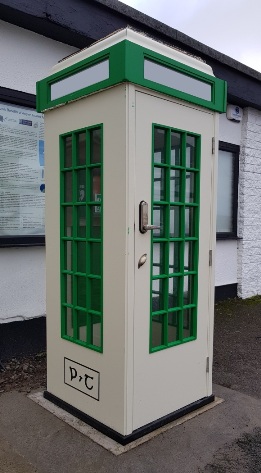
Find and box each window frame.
[0,87,45,247]
[216,141,239,240]
[150,124,201,353]
[60,124,103,353]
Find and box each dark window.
[216,141,239,239]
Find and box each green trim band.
[37,40,227,113]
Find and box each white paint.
[215,240,237,286]
[0,247,45,323]
[214,107,242,290]
[0,21,77,323]
[238,107,261,298]
[219,108,242,145]
[0,20,77,94]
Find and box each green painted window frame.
[60,124,103,353]
[150,124,201,353]
[37,40,227,114]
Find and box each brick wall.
[238,107,261,298]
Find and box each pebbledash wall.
[0,20,77,328]
[238,108,261,298]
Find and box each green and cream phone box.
[37,28,226,444]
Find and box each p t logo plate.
[64,358,100,401]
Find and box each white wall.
[215,240,237,286]
[215,109,242,287]
[0,20,77,93]
[0,21,77,323]
[0,247,45,323]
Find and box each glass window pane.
[168,311,179,343]
[90,129,101,164]
[169,206,180,238]
[91,314,101,347]
[91,168,101,201]
[77,132,86,166]
[154,167,165,201]
[185,172,195,203]
[64,171,73,202]
[170,169,181,202]
[65,274,73,305]
[169,242,180,274]
[183,275,194,305]
[183,308,193,338]
[77,310,87,342]
[152,242,165,276]
[77,169,86,202]
[217,150,234,233]
[153,205,165,237]
[185,207,195,237]
[76,276,86,308]
[90,206,101,238]
[64,240,73,271]
[186,136,196,168]
[90,243,101,275]
[64,136,72,168]
[77,242,86,273]
[171,132,181,166]
[77,206,86,238]
[168,277,180,309]
[152,279,164,312]
[64,206,73,237]
[65,307,73,337]
[90,278,101,311]
[151,314,164,348]
[144,60,211,101]
[154,128,166,164]
[51,59,109,101]
[184,241,195,272]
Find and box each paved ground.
[0,298,260,472]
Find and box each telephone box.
[37,28,226,444]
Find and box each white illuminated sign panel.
[144,59,212,101]
[51,59,110,101]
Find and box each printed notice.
[0,102,45,236]
[64,358,100,401]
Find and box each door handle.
[143,224,160,231]
[139,201,160,233]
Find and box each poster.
[0,102,45,237]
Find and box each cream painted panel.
[45,85,129,434]
[133,89,216,429]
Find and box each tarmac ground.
[0,297,260,473]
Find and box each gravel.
[0,297,260,398]
[0,352,46,394]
